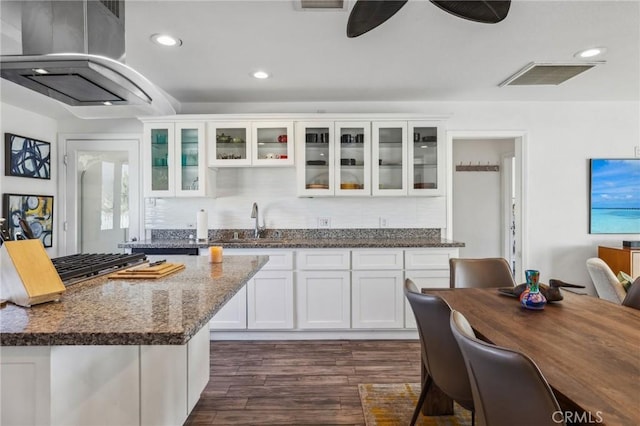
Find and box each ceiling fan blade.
[430,1,511,24]
[347,0,409,38]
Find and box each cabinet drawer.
[296,249,350,270]
[352,249,403,270]
[404,248,458,270]
[222,248,293,270]
[405,269,451,289]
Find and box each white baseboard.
[209,329,419,340]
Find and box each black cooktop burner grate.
[51,252,147,284]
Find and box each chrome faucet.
[250,202,265,239]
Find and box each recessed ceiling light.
[575,47,607,58]
[32,68,48,74]
[252,71,270,79]
[150,34,182,47]
[103,101,113,106]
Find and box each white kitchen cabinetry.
[296,249,352,329]
[208,121,294,167]
[408,121,446,196]
[404,248,457,328]
[334,121,371,196]
[208,286,247,330]
[143,122,213,197]
[351,249,405,329]
[296,121,336,196]
[296,270,351,329]
[372,121,408,196]
[209,249,294,330]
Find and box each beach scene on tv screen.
[590,159,640,234]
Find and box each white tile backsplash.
[145,168,446,230]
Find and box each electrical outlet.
[635,146,640,158]
[317,217,331,228]
[379,217,388,228]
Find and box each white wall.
[3,99,638,289]
[452,138,515,259]
[0,103,58,255]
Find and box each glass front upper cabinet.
[334,121,371,196]
[208,122,251,167]
[252,121,294,166]
[408,121,445,196]
[296,121,335,196]
[150,126,172,194]
[372,121,408,196]
[175,123,206,195]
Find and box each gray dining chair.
[586,257,627,303]
[450,310,565,426]
[404,279,474,426]
[449,257,516,288]
[622,277,640,310]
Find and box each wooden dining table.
[420,288,640,426]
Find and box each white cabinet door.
[296,121,335,196]
[144,123,175,197]
[247,271,294,329]
[207,121,252,167]
[297,271,351,329]
[352,270,404,329]
[372,121,408,196]
[334,121,371,196]
[407,121,445,196]
[251,121,295,166]
[175,122,209,197]
[209,286,247,330]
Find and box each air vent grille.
[500,62,602,87]
[297,0,346,10]
[99,0,121,18]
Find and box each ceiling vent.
[499,62,603,87]
[295,0,347,10]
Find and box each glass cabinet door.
[296,121,335,196]
[175,123,205,196]
[372,121,408,196]
[408,121,444,195]
[207,122,251,167]
[147,124,174,196]
[334,121,371,196]
[252,122,294,166]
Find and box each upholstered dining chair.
[404,279,474,426]
[586,257,627,303]
[449,257,516,288]
[622,277,640,310]
[450,310,565,426]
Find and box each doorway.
[446,131,527,283]
[59,136,141,255]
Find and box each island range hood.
[0,0,176,118]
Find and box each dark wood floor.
[184,340,421,425]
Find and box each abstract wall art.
[4,133,51,179]
[2,193,54,247]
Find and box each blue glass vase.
[520,269,547,310]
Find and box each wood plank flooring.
[185,340,421,425]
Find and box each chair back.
[586,258,626,303]
[450,310,564,426]
[403,280,474,410]
[622,277,640,310]
[449,257,516,288]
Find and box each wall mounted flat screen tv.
[589,159,640,234]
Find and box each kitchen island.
[0,255,268,426]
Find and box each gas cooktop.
[51,253,147,285]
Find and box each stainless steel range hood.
[0,0,176,118]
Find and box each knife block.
[0,239,65,307]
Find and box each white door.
[61,137,140,255]
[352,270,404,329]
[296,270,351,329]
[247,271,294,329]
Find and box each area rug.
[358,383,471,426]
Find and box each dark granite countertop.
[119,237,464,249]
[119,228,464,249]
[0,255,268,346]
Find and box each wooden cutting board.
[108,262,185,279]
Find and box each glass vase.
[520,269,547,310]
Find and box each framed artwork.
[589,158,640,234]
[2,193,54,247]
[4,133,51,179]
